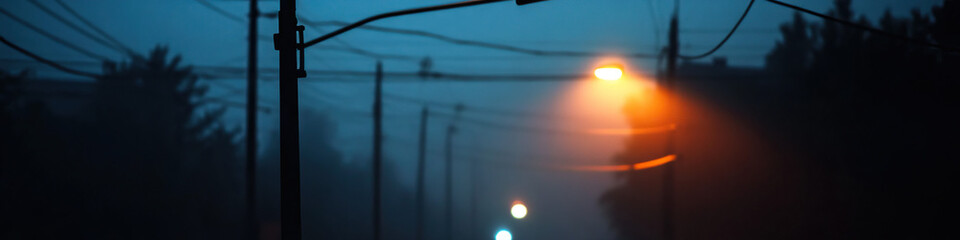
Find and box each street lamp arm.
[300,0,510,48]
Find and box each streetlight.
[594,65,623,81]
[510,201,527,219]
[495,229,513,240]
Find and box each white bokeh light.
[511,203,527,219]
[495,229,512,240]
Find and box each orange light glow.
[632,154,676,170]
[585,124,677,136]
[594,66,623,81]
[560,154,677,172]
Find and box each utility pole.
[246,1,259,239]
[444,123,457,240]
[415,106,429,240]
[662,1,679,239]
[276,0,302,239]
[444,104,463,240]
[470,154,479,240]
[373,61,384,240]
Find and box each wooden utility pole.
[246,0,259,239]
[277,0,301,239]
[443,103,464,240]
[416,106,429,240]
[373,61,384,240]
[444,123,457,240]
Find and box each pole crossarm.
[300,0,510,48]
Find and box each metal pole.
[444,123,457,240]
[373,61,384,240]
[470,154,478,240]
[246,1,259,240]
[416,106,429,240]
[277,0,301,239]
[662,2,679,240]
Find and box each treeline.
[1,47,244,239]
[2,46,421,239]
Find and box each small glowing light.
[495,229,512,240]
[594,66,623,81]
[511,202,527,219]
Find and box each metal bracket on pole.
[296,25,307,78]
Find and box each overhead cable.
[27,0,123,53]
[0,7,111,61]
[52,0,134,53]
[678,0,755,60]
[301,19,659,59]
[0,35,101,78]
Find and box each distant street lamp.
[510,201,528,219]
[495,229,513,240]
[594,65,623,81]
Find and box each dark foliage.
[1,47,244,239]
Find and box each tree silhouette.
[1,47,244,239]
[90,46,244,239]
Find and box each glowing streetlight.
[495,229,513,240]
[594,65,623,81]
[511,202,528,219]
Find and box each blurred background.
[1,0,958,239]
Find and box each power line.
[204,96,272,113]
[381,91,587,120]
[195,0,246,23]
[27,0,123,54]
[648,0,663,54]
[196,65,591,82]
[765,0,960,53]
[255,28,419,61]
[678,0,755,60]
[0,35,100,78]
[296,88,674,138]
[0,7,111,61]
[430,110,673,137]
[299,15,419,61]
[300,19,659,59]
[52,0,134,54]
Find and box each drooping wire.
[301,19,660,59]
[678,0,756,60]
[0,7,111,61]
[379,91,605,123]
[208,4,420,61]
[298,15,419,61]
[765,0,960,53]
[52,0,134,54]
[195,0,245,23]
[648,0,663,54]
[0,35,101,78]
[27,0,123,53]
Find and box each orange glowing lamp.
[594,65,623,81]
